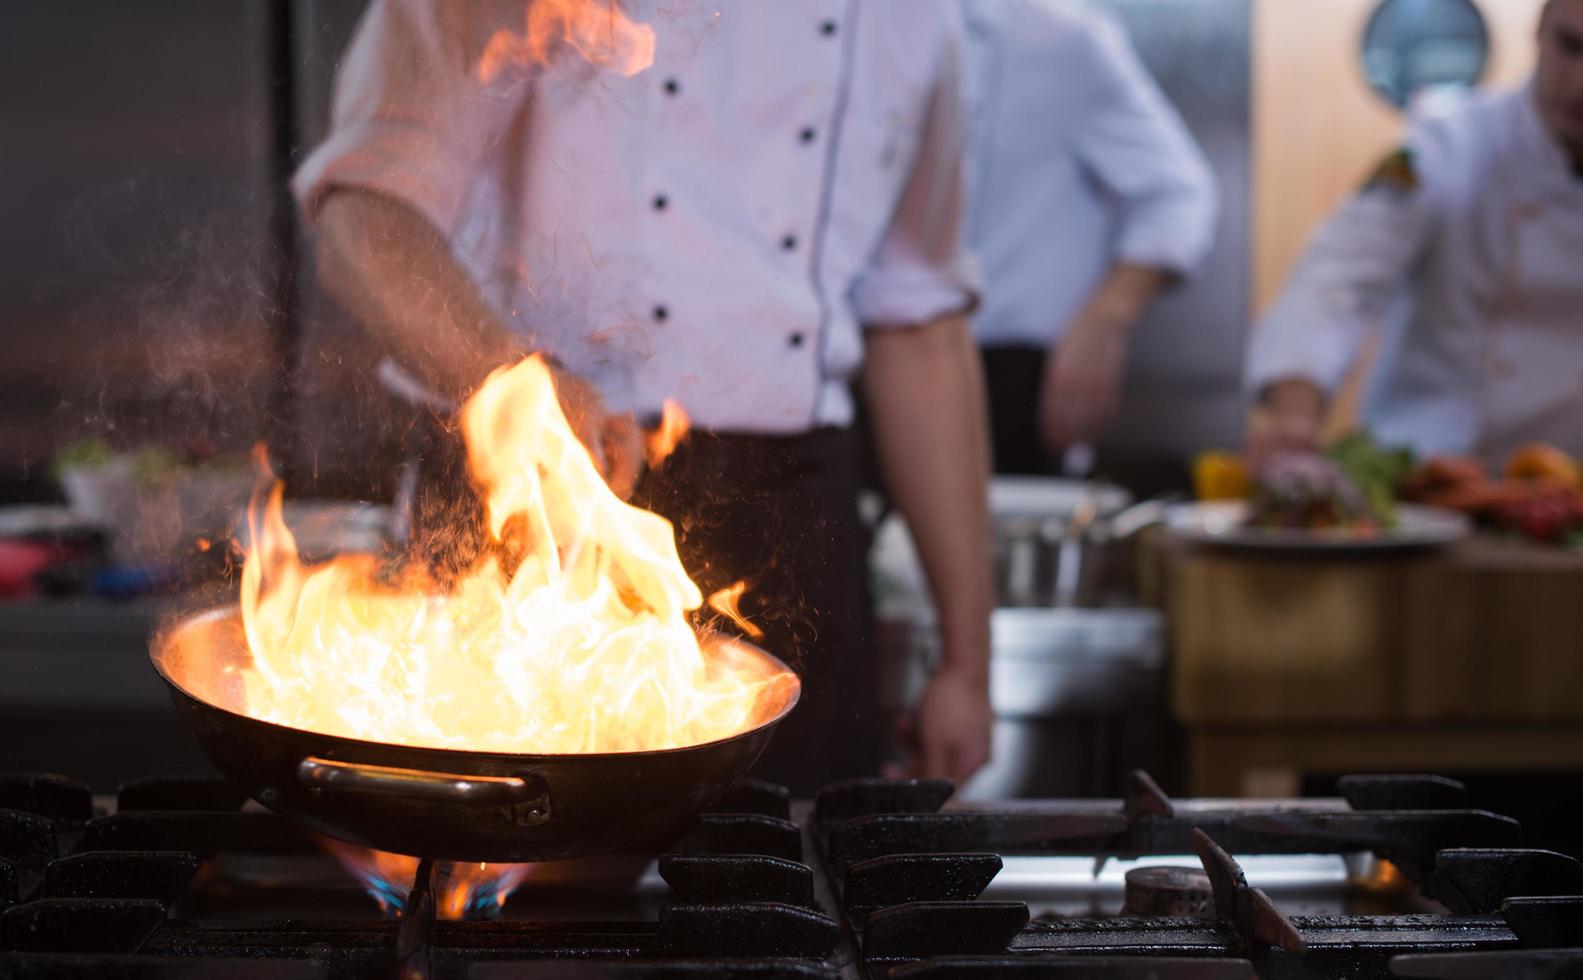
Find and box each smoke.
[51,174,279,462]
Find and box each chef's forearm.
[315,188,527,401]
[863,313,993,678]
[1064,262,1173,340]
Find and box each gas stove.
[3,770,1581,978]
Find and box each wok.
[150,606,799,862]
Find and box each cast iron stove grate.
[4,770,1583,978]
[0,773,837,979]
[809,771,1583,980]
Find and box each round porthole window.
[1361,0,1491,110]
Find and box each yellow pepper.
[1193,450,1252,501]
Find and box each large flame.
[238,356,792,754]
[479,0,656,83]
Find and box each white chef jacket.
[961,0,1217,349]
[293,0,980,434]
[1247,83,1583,464]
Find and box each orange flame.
[238,356,794,754]
[706,580,763,639]
[1355,857,1408,894]
[324,840,533,920]
[479,0,656,83]
[646,399,691,468]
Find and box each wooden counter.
[1145,531,1583,795]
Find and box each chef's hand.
[905,666,992,785]
[1038,315,1129,453]
[1038,262,1176,454]
[1247,378,1325,465]
[547,362,643,499]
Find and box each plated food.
[1402,443,1583,546]
[1246,433,1416,534]
[1248,453,1378,532]
[1186,437,1583,549]
[1165,499,1470,551]
[1231,432,1416,537]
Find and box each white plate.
[1165,501,1473,551]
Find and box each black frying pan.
[150,606,799,862]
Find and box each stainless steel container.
[870,477,1172,798]
[987,477,1155,608]
[879,606,1166,800]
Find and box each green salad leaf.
[1328,432,1416,527]
[52,437,117,484]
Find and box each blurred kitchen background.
[4,0,1550,497]
[4,0,1579,854]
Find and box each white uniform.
[961,0,1218,348]
[294,0,979,434]
[1247,83,1583,464]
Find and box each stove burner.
[323,839,534,920]
[1122,865,1214,916]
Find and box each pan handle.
[297,756,550,815]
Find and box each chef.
[1246,0,1583,465]
[962,0,1218,473]
[292,0,994,791]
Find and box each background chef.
[962,0,1219,474]
[1246,0,1583,465]
[292,0,995,792]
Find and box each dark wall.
[0,0,280,498]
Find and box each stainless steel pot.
[989,477,1169,607]
[871,477,1173,798]
[880,605,1165,799]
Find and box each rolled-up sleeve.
[852,25,982,329]
[291,0,520,239]
[1075,12,1218,277]
[1245,147,1439,396]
